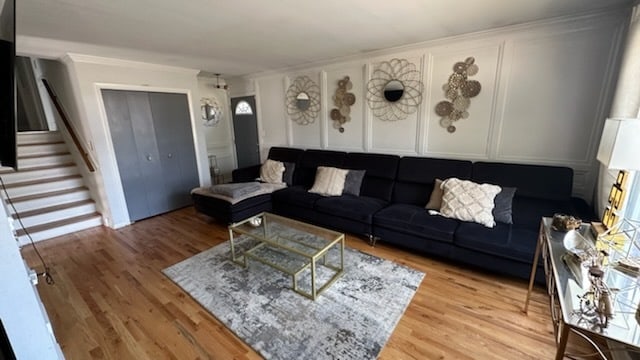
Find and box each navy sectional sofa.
[192,146,596,282]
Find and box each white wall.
[41,55,209,228]
[596,5,640,217]
[0,203,63,359]
[242,9,628,203]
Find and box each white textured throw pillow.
[308,166,348,196]
[260,159,285,184]
[440,178,501,228]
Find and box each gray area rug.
[163,237,425,360]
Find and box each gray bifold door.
[102,90,199,222]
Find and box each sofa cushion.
[343,170,366,196]
[440,178,501,228]
[308,167,348,196]
[315,195,387,223]
[472,162,573,201]
[272,186,323,209]
[493,187,516,224]
[512,196,573,230]
[425,178,444,210]
[282,162,296,186]
[295,150,347,187]
[393,157,472,205]
[374,204,459,243]
[344,153,399,201]
[454,222,538,263]
[268,147,305,164]
[260,159,285,184]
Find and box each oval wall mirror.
[201,97,222,127]
[383,80,404,102]
[296,92,310,110]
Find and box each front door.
[231,96,260,168]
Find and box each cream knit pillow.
[259,159,285,184]
[308,166,348,196]
[440,178,501,228]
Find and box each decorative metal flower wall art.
[286,76,321,125]
[435,57,481,133]
[366,58,424,121]
[330,76,355,133]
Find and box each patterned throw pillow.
[308,166,348,196]
[260,159,285,184]
[440,178,502,228]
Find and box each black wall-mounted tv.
[0,0,16,170]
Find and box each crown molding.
[65,53,199,75]
[245,6,631,80]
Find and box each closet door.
[148,92,199,210]
[103,90,148,221]
[102,89,197,222]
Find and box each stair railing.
[41,79,96,173]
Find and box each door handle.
[167,153,173,159]
[146,155,152,161]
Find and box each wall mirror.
[366,58,423,121]
[383,80,404,102]
[296,92,310,110]
[286,75,320,125]
[201,97,222,127]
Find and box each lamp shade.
[596,118,640,170]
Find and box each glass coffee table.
[228,212,345,300]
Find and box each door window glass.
[235,100,253,115]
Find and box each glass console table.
[524,217,640,359]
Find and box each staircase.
[0,131,102,245]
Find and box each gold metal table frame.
[229,212,345,300]
[524,218,640,359]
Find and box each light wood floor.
[21,207,590,359]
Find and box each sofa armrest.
[232,164,261,183]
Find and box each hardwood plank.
[21,207,587,359]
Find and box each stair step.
[17,153,73,169]
[12,200,97,228]
[0,163,78,183]
[18,142,68,157]
[7,187,92,215]
[1,175,84,198]
[17,131,62,145]
[0,162,74,174]
[15,212,102,246]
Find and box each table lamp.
[596,118,640,228]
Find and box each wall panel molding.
[246,9,628,205]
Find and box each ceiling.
[16,0,633,76]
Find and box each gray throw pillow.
[342,170,366,196]
[493,187,516,224]
[283,162,295,186]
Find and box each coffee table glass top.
[228,212,345,300]
[543,217,640,349]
